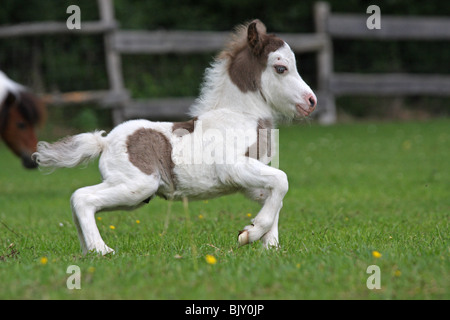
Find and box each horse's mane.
[16,91,46,126]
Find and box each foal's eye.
[16,122,27,129]
[274,65,287,74]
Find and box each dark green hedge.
[1,0,448,123]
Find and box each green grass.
[0,119,449,299]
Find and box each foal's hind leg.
[71,175,160,255]
[71,184,114,255]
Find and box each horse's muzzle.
[21,153,38,169]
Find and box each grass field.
[0,119,448,299]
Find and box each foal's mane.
[189,20,283,118]
[189,22,256,118]
[217,19,268,62]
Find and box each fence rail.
[330,73,450,96]
[0,21,117,38]
[124,97,196,120]
[113,30,229,54]
[327,15,450,40]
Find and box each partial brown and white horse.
[33,20,317,255]
[0,71,45,169]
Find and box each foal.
[33,20,317,255]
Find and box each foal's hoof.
[102,247,115,256]
[238,223,255,246]
[238,230,249,246]
[85,245,115,256]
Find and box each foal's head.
[221,20,317,119]
[0,90,45,169]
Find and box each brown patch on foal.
[171,117,197,137]
[127,128,175,187]
[219,20,284,93]
[245,118,274,160]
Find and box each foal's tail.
[32,131,106,170]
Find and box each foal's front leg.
[260,205,281,248]
[243,188,282,248]
[238,199,284,247]
[221,158,288,247]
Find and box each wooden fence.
[314,2,450,124]
[1,0,449,124]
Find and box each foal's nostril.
[308,96,316,108]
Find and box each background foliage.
[0,0,449,131]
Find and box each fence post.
[314,1,336,124]
[97,0,126,124]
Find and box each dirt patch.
[0,243,20,261]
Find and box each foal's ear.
[247,19,266,56]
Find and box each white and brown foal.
[33,20,316,255]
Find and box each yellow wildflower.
[372,250,382,258]
[136,220,140,224]
[40,257,48,265]
[205,254,217,265]
[109,225,115,230]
